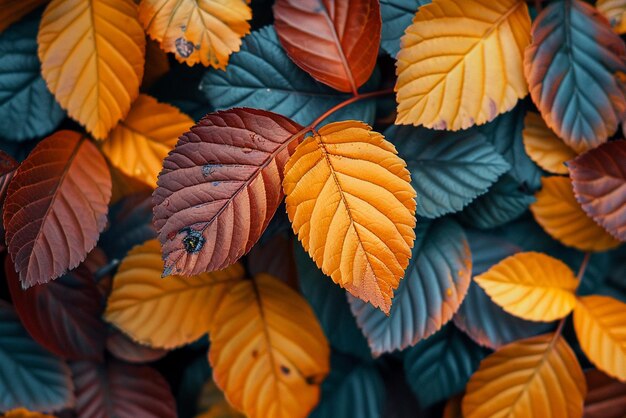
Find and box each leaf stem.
[308,88,395,129]
[553,252,591,341]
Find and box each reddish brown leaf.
[106,328,168,364]
[584,369,626,418]
[0,151,18,251]
[3,131,112,287]
[273,0,381,93]
[569,140,626,241]
[153,108,303,276]
[6,259,106,361]
[71,359,176,418]
[247,233,298,289]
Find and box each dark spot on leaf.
[242,147,252,154]
[305,374,323,385]
[488,98,497,120]
[175,38,195,58]
[202,164,216,177]
[180,25,186,32]
[212,181,220,186]
[251,349,258,358]
[280,365,290,375]
[180,228,205,253]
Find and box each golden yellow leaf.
[101,94,193,188]
[597,0,626,34]
[209,274,330,418]
[38,0,145,139]
[574,295,626,381]
[0,0,47,32]
[105,239,244,349]
[283,121,417,314]
[522,112,577,175]
[108,163,152,204]
[463,333,586,418]
[475,252,578,322]
[530,176,620,252]
[138,0,251,68]
[2,409,55,418]
[395,0,531,130]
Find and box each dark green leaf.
[389,125,510,218]
[349,219,472,355]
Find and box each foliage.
[0,0,626,417]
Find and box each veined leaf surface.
[522,112,577,175]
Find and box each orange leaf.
[530,176,620,252]
[0,0,47,33]
[522,112,577,175]
[283,121,417,314]
[138,0,251,68]
[209,274,330,418]
[38,0,145,139]
[574,295,626,381]
[3,131,111,288]
[463,333,586,418]
[101,94,193,188]
[2,409,55,418]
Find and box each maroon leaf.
[273,0,381,93]
[569,140,626,241]
[3,131,112,287]
[584,369,626,418]
[0,151,18,252]
[71,359,176,418]
[247,233,298,289]
[153,108,303,276]
[6,259,106,361]
[106,328,168,364]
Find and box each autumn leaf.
[38,0,145,139]
[153,108,303,276]
[101,94,193,188]
[0,0,46,33]
[273,0,380,93]
[2,409,55,418]
[568,140,626,241]
[209,274,330,418]
[474,252,578,322]
[522,112,577,175]
[138,0,251,68]
[574,295,626,381]
[105,239,244,349]
[395,0,531,130]
[584,369,626,417]
[106,328,168,364]
[525,0,626,153]
[142,38,170,90]
[3,131,112,287]
[597,0,626,34]
[283,121,417,314]
[530,176,620,252]
[462,333,586,418]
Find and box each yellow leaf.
[38,0,145,139]
[597,0,626,34]
[283,121,417,314]
[522,112,577,175]
[108,163,152,204]
[530,176,620,252]
[101,94,193,188]
[209,274,330,418]
[0,0,46,33]
[574,295,626,381]
[2,409,55,418]
[138,0,251,68]
[196,379,245,418]
[395,0,531,130]
[463,333,586,418]
[105,239,244,349]
[475,252,578,322]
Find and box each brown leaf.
[584,369,626,418]
[153,108,303,276]
[3,131,112,287]
[0,151,18,252]
[273,0,381,93]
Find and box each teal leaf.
[0,301,73,412]
[201,26,378,126]
[458,175,535,230]
[349,219,472,356]
[295,244,371,361]
[525,0,626,153]
[0,11,65,142]
[388,125,510,218]
[403,325,489,408]
[311,353,385,418]
[453,231,554,349]
[177,355,212,418]
[380,0,430,57]
[478,104,542,191]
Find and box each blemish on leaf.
[175,38,195,58]
[212,181,220,186]
[180,228,205,253]
[280,365,290,375]
[202,164,216,177]
[433,120,447,130]
[488,98,497,120]
[446,288,452,297]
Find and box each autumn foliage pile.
[1,0,626,417]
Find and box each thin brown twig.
[552,252,591,341]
